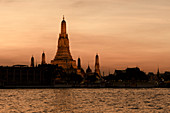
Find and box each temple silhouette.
[0,16,169,88]
[51,16,76,69]
[0,16,103,88]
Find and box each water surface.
[0,88,169,113]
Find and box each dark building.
[104,67,148,82]
[0,64,62,87]
[125,67,148,81]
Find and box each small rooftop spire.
[157,67,160,73]
[36,60,38,67]
[63,15,65,20]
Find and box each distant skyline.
[0,0,170,73]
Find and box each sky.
[0,0,170,74]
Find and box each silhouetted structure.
[0,16,166,88]
[0,64,61,87]
[86,65,92,74]
[51,16,76,69]
[76,57,85,77]
[95,54,101,78]
[104,67,148,82]
[78,57,81,69]
[41,52,46,65]
[30,56,34,67]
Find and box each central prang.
[51,16,76,69]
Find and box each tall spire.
[51,16,76,69]
[95,54,99,65]
[30,56,34,67]
[41,51,46,65]
[157,67,160,77]
[78,57,81,69]
[95,54,101,77]
[61,16,66,35]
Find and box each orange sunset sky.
[0,0,170,74]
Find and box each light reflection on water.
[0,88,169,113]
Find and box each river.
[0,88,169,113]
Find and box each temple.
[95,54,101,77]
[51,16,76,69]
[0,16,161,88]
[41,52,46,65]
[30,56,34,67]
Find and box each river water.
[0,88,169,113]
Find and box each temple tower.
[77,57,85,76]
[86,65,92,73]
[41,52,46,65]
[157,67,160,78]
[30,56,34,67]
[95,54,101,77]
[78,57,81,69]
[51,16,76,69]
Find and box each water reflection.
[0,88,169,112]
[54,89,75,112]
